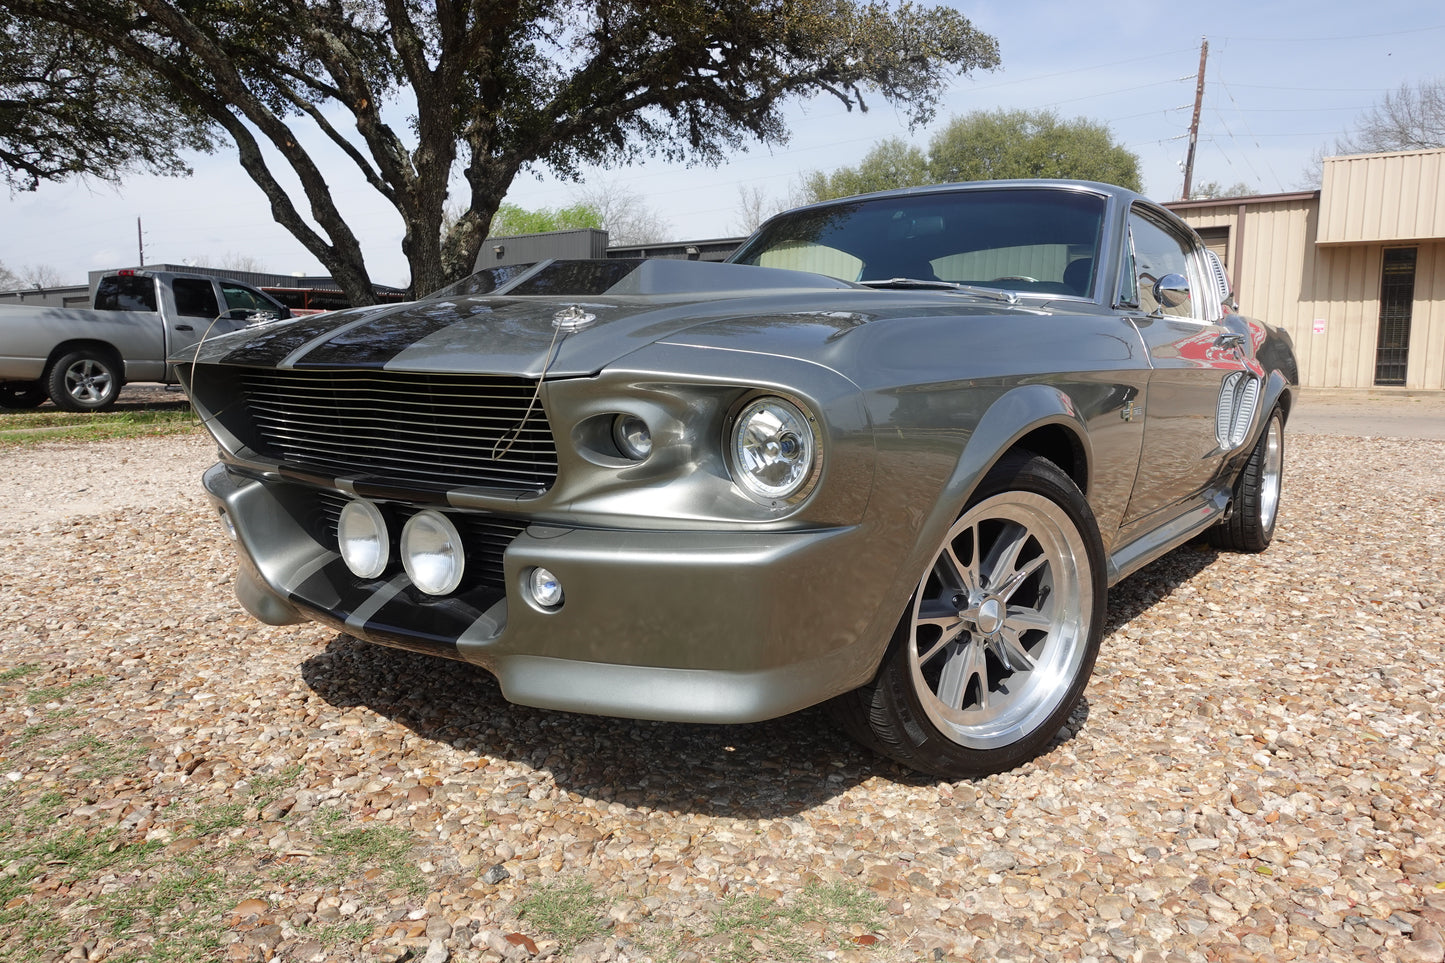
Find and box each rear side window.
[172,278,221,318]
[94,275,158,312]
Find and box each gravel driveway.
[1,413,1442,963]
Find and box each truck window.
[172,278,221,319]
[220,282,274,314]
[94,275,158,312]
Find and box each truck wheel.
[830,453,1106,778]
[47,351,123,412]
[0,382,48,409]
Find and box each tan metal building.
[1166,148,1445,390]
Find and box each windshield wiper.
[858,278,1020,304]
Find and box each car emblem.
[1121,401,1144,422]
[553,305,596,331]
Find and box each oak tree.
[2,0,1000,301]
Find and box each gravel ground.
[1,418,1442,963]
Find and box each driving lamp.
[337,498,389,579]
[401,510,465,595]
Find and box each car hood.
[191,259,1060,378]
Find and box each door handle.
[175,324,195,332]
[1214,333,1245,350]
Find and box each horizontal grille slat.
[238,369,558,493]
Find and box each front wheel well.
[1008,424,1087,496]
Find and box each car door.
[1118,204,1251,529]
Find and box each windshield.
[730,187,1107,299]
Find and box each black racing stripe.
[293,305,469,367]
[288,556,502,660]
[217,311,377,367]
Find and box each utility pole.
[1181,37,1208,201]
[137,217,145,267]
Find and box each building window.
[1374,248,1416,387]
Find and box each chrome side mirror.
[1153,273,1190,310]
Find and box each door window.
[221,283,273,314]
[172,278,221,319]
[1123,210,1198,319]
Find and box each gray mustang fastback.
[180,180,1296,777]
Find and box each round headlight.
[730,396,818,503]
[400,510,465,596]
[338,499,389,579]
[612,414,653,460]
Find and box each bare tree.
[1339,78,1445,154]
[732,185,790,235]
[188,251,270,274]
[573,181,670,245]
[1303,78,1445,185]
[0,260,18,289]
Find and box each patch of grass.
[0,408,200,447]
[318,823,427,896]
[60,732,148,782]
[515,878,608,952]
[0,664,43,685]
[190,802,246,836]
[25,675,107,705]
[650,881,887,963]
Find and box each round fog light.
[529,567,564,608]
[401,510,465,596]
[612,414,653,460]
[338,499,389,579]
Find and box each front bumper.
[204,463,893,724]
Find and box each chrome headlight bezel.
[726,394,823,507]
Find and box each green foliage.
[1190,180,1255,200]
[803,108,1143,202]
[800,137,929,202]
[0,10,214,191]
[487,202,604,238]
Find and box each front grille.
[313,489,526,591]
[239,369,558,493]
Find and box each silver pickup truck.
[0,270,290,411]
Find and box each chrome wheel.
[1210,405,1285,553]
[907,490,1094,750]
[1259,415,1283,533]
[826,453,1105,777]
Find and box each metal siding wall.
[1178,186,1445,388]
[1320,150,1445,244]
[1415,242,1445,389]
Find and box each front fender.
[853,384,1096,679]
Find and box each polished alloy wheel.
[907,490,1093,750]
[1259,415,1283,533]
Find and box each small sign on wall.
[1313,318,1327,334]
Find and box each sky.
[3,0,1444,290]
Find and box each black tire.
[0,382,47,409]
[831,452,1107,778]
[1210,406,1284,553]
[46,350,123,412]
